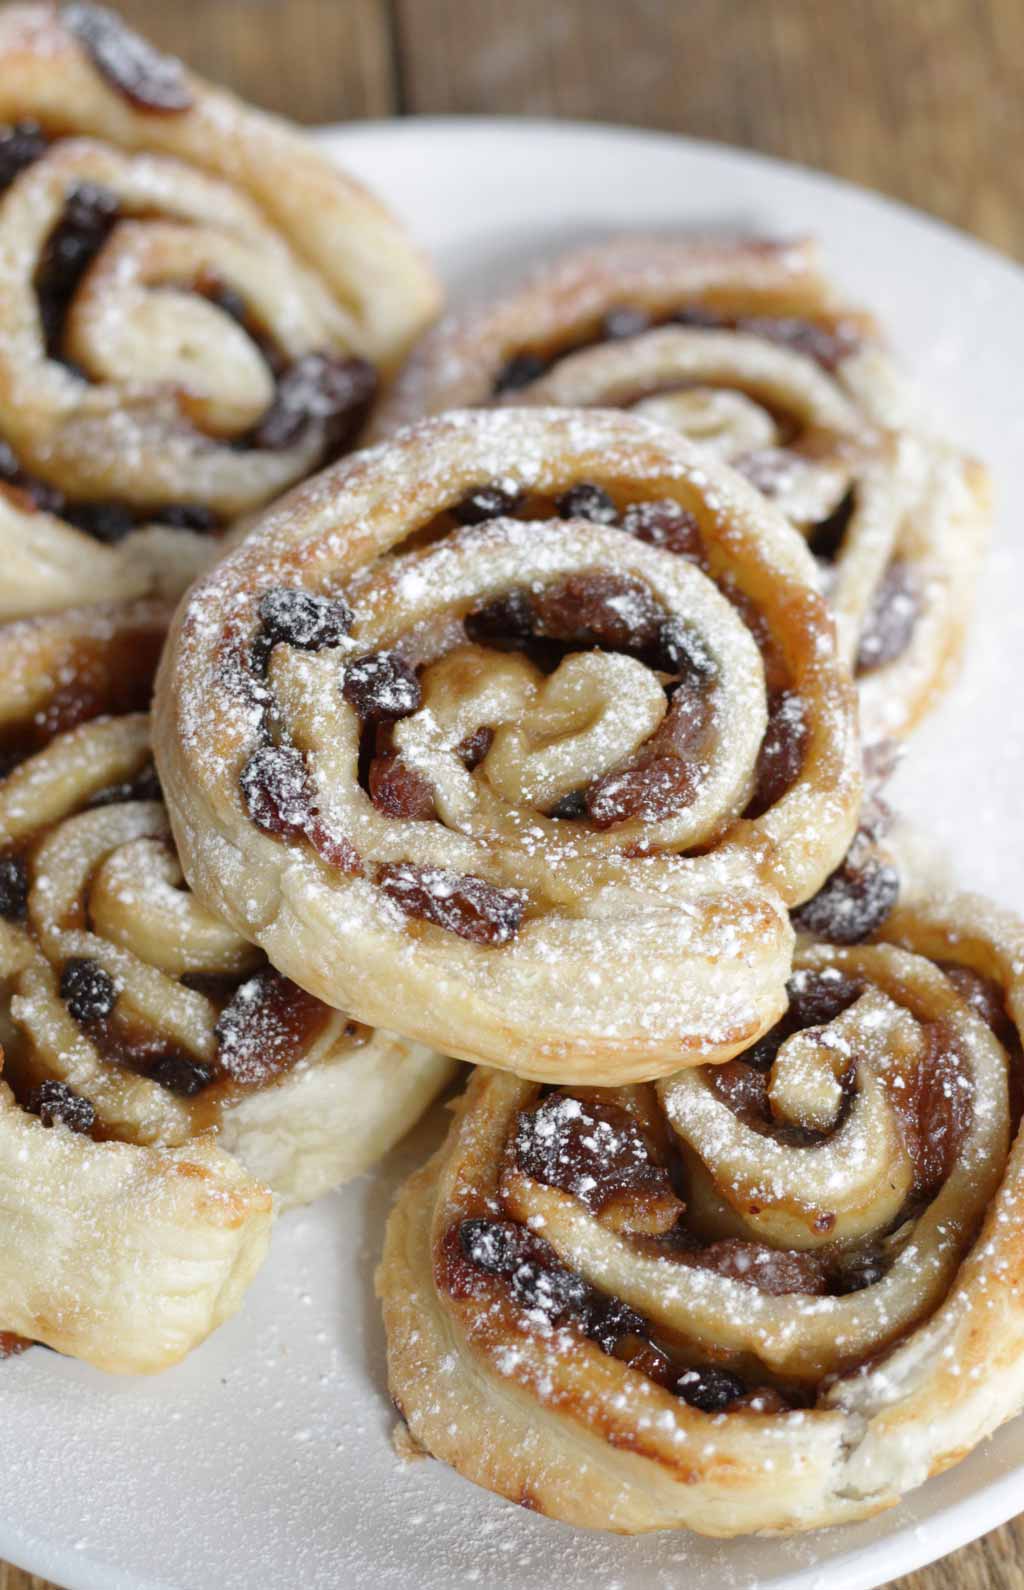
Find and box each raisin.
[621,499,703,558]
[154,503,221,532]
[831,1250,887,1296]
[215,969,329,1087]
[583,1295,649,1354]
[736,314,858,373]
[60,957,117,1021]
[368,754,436,820]
[555,482,618,525]
[534,571,662,652]
[513,1092,675,1217]
[87,762,162,807]
[601,305,651,340]
[342,652,421,723]
[746,691,808,817]
[239,745,312,838]
[548,789,588,820]
[653,618,717,682]
[149,1054,215,1097]
[257,586,353,654]
[856,562,920,674]
[35,183,120,354]
[587,756,697,829]
[63,3,194,112]
[465,588,535,644]
[691,1238,826,1296]
[452,483,523,525]
[0,855,28,921]
[793,856,899,944]
[456,725,494,771]
[670,305,724,330]
[0,121,48,192]
[457,1219,589,1319]
[255,353,376,451]
[64,501,137,544]
[675,1366,746,1412]
[809,490,855,563]
[743,969,862,1071]
[27,1079,96,1134]
[493,352,548,394]
[377,862,524,945]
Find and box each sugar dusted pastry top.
[370,235,988,746]
[155,406,861,1081]
[379,879,1024,1535]
[0,3,441,615]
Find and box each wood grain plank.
[115,0,397,123]
[395,0,1024,259]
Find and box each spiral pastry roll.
[0,2,440,618]
[379,879,1024,1535]
[155,408,860,1081]
[371,237,988,746]
[0,602,453,1371]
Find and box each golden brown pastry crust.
[370,236,988,746]
[0,3,440,617]
[154,406,861,1082]
[0,601,454,1370]
[379,884,1024,1535]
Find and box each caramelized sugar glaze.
[155,407,862,1081]
[370,237,989,746]
[379,886,1024,1534]
[0,3,439,617]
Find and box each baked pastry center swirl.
[156,407,862,1081]
[379,885,1024,1534]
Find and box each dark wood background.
[4,2,1023,1588]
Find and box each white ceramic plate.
[3,119,1023,1590]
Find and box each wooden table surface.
[4,2,1022,1587]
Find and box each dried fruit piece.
[60,957,117,1022]
[621,499,703,559]
[534,571,663,652]
[255,354,376,451]
[239,744,313,838]
[856,561,920,673]
[452,483,523,525]
[342,652,421,723]
[368,753,436,820]
[793,856,899,944]
[27,1079,96,1134]
[215,969,330,1087]
[63,4,194,113]
[555,482,618,525]
[149,1054,215,1097]
[493,352,548,393]
[377,862,525,945]
[257,586,353,654]
[0,121,47,192]
[675,1366,746,1412]
[0,855,28,921]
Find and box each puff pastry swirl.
[0,601,453,1370]
[379,879,1024,1535]
[155,407,860,1081]
[0,3,440,618]
[371,237,988,745]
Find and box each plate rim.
[3,113,1023,1590]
